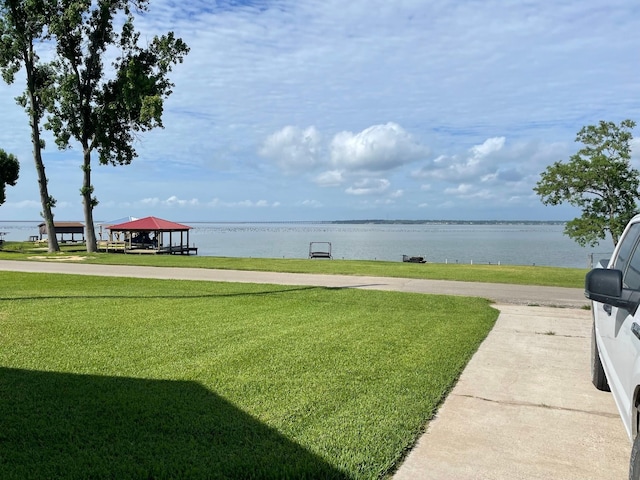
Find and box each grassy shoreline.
[0,242,586,288]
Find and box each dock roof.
[107,216,191,232]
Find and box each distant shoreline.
[0,219,569,225]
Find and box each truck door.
[604,223,640,417]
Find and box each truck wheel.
[630,434,640,480]
[592,322,610,391]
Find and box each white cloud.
[314,170,345,187]
[412,137,568,187]
[330,123,428,172]
[263,122,429,179]
[470,137,505,161]
[345,178,391,196]
[259,126,322,173]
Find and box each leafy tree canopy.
[0,148,19,205]
[0,0,60,252]
[534,119,639,247]
[41,0,189,252]
[45,0,189,166]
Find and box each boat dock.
[97,241,197,255]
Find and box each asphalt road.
[0,260,588,308]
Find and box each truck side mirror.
[585,268,640,315]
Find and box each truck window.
[614,223,640,289]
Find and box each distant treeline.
[178,219,569,225]
[330,220,567,225]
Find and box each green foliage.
[45,1,189,164]
[0,0,60,253]
[534,120,639,247]
[94,29,189,165]
[41,0,189,252]
[0,148,19,204]
[0,272,498,479]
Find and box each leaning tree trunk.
[25,49,59,253]
[32,128,59,253]
[81,148,97,253]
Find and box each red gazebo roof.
[107,216,191,232]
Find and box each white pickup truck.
[586,214,640,479]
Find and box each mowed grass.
[0,272,498,479]
[0,243,587,287]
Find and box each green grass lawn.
[0,242,587,287]
[0,272,498,479]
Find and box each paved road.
[0,260,588,308]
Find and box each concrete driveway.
[393,305,628,480]
[0,260,628,478]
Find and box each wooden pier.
[97,241,197,255]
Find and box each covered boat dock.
[99,216,197,255]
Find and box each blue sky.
[1,0,639,222]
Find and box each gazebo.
[38,222,85,243]
[101,216,197,255]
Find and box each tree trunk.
[82,148,97,253]
[25,44,59,253]
[32,135,59,253]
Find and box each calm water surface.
[0,221,607,269]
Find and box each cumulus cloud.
[412,137,507,183]
[259,126,322,173]
[411,137,567,187]
[314,170,345,187]
[263,122,429,180]
[345,178,390,195]
[470,137,505,161]
[261,123,429,204]
[330,123,428,172]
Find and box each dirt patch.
[28,255,87,262]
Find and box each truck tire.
[630,434,640,480]
[592,322,610,391]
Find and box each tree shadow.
[0,367,350,480]
[0,285,326,302]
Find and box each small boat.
[403,255,426,263]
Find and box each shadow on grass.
[0,367,350,480]
[0,285,327,302]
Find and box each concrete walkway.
[393,305,629,479]
[0,260,628,478]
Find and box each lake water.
[1,221,612,269]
